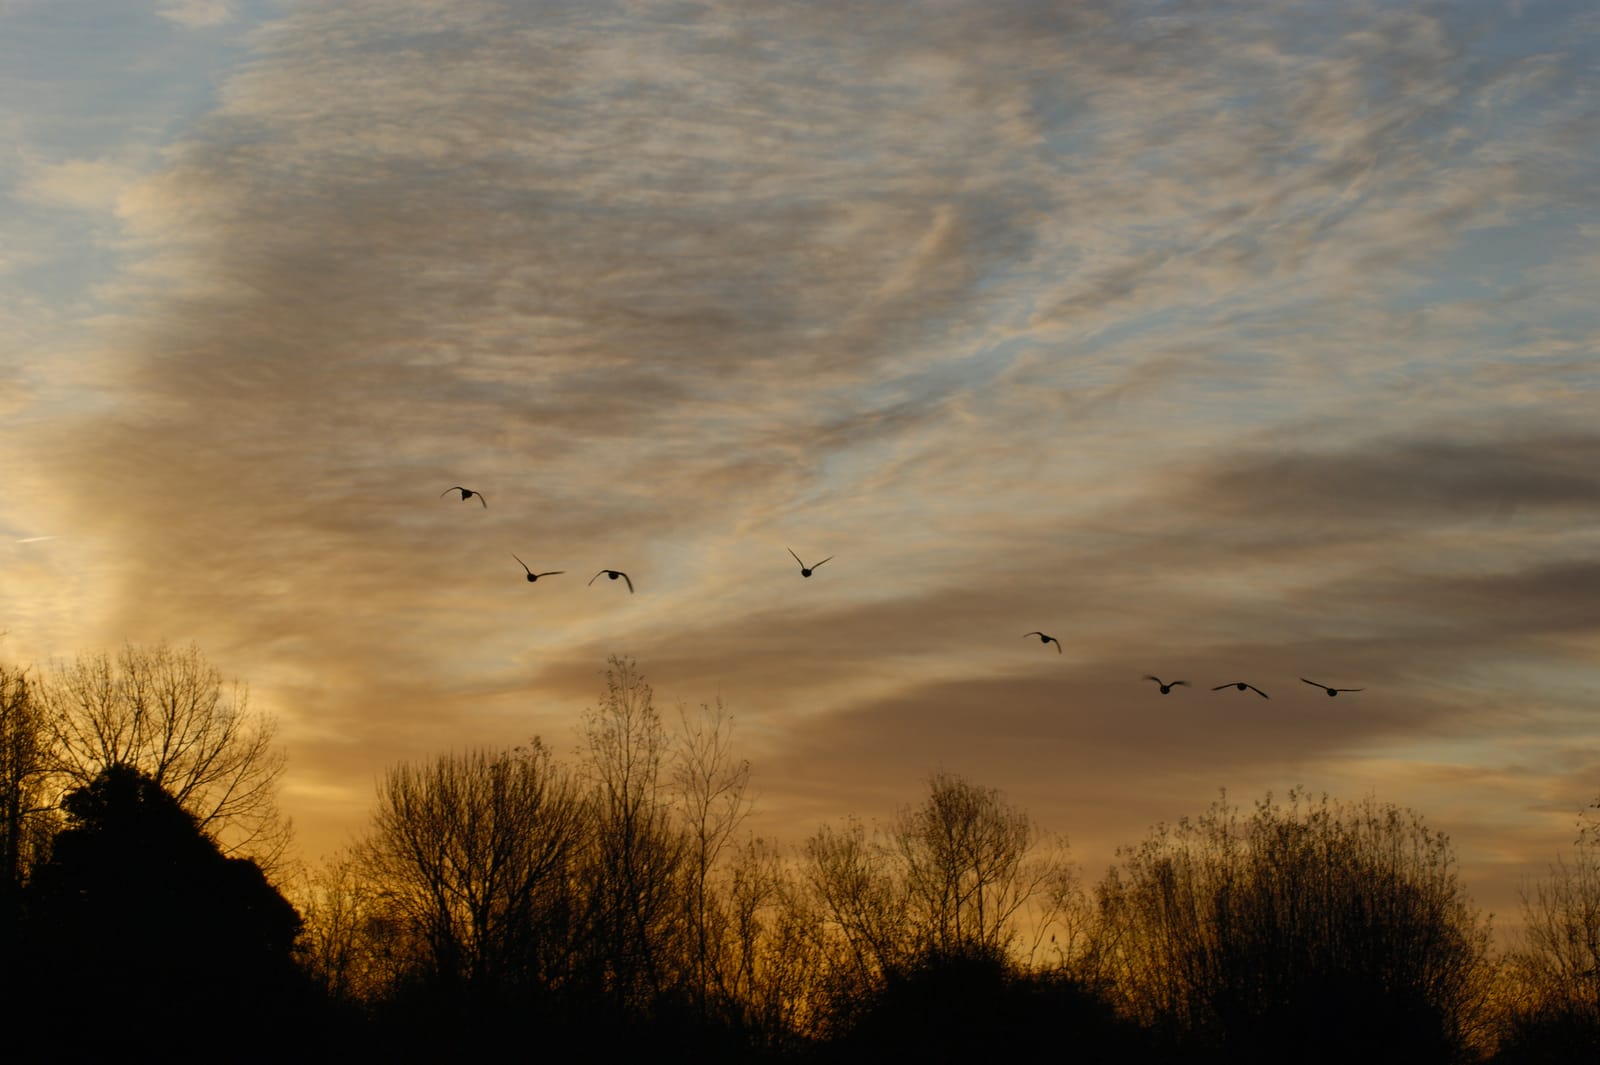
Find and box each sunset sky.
[3,0,1598,928]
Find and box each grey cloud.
[1180,431,1600,525]
[1312,559,1600,651]
[12,0,1596,907]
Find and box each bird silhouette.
[1301,678,1364,697]
[788,548,832,578]
[588,569,634,593]
[1144,675,1190,694]
[1212,681,1270,699]
[1022,632,1061,654]
[442,486,486,507]
[512,554,563,583]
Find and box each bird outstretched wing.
[591,570,635,593]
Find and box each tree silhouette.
[721,835,832,1053]
[802,772,1076,1039]
[893,771,1066,958]
[1095,789,1493,1063]
[830,942,1147,1064]
[40,642,289,866]
[361,740,587,1016]
[295,848,397,1006]
[15,764,306,1057]
[315,661,777,1056]
[572,656,693,1038]
[1,665,54,922]
[805,814,912,1020]
[1495,834,1600,1063]
[671,700,753,1026]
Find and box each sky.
[2,0,1598,932]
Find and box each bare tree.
[805,815,911,991]
[717,835,835,1050]
[804,773,1064,978]
[1514,847,1600,1007]
[295,849,400,1005]
[892,771,1058,959]
[40,643,288,865]
[799,772,1074,1042]
[671,699,752,1017]
[576,657,686,1011]
[362,740,587,1000]
[1,665,56,903]
[1496,833,1600,1059]
[1030,840,1101,977]
[1095,789,1494,1061]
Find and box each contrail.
[14,536,55,543]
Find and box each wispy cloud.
[156,0,233,30]
[16,156,143,212]
[2,0,1597,921]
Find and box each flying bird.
[1212,681,1270,699]
[1144,675,1190,694]
[1301,678,1364,697]
[442,486,486,507]
[788,548,832,578]
[588,569,634,593]
[1022,632,1061,654]
[512,554,563,583]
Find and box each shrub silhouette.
[1096,789,1492,1064]
[829,942,1145,1064]
[1493,838,1600,1064]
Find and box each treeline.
[2,649,1597,1061]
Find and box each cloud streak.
[2,0,1597,927]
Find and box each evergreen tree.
[15,765,309,1058]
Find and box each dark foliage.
[1097,791,1492,1065]
[11,765,316,1059]
[824,943,1150,1064]
[7,661,1538,1063]
[1,665,52,940]
[1491,1007,1600,1065]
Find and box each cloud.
[15,157,143,212]
[6,0,1597,914]
[1178,430,1600,526]
[156,0,232,29]
[0,375,34,417]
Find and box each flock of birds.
[443,485,832,594]
[445,485,1365,698]
[1139,675,1365,699]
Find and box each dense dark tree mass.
[11,765,311,1058]
[1,650,1596,1061]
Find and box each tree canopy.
[16,764,306,1057]
[1095,789,1493,1063]
[41,642,289,866]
